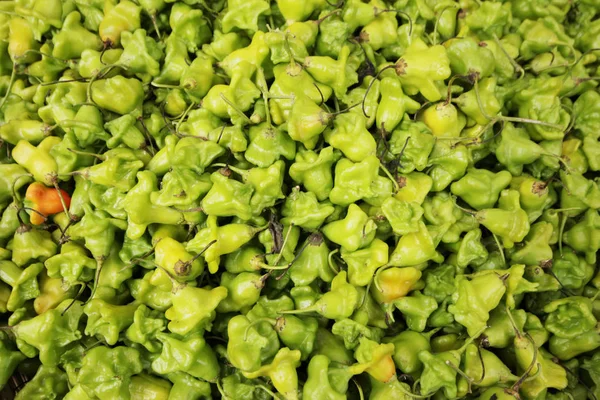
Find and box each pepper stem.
[432,5,458,45]
[327,249,340,275]
[0,63,17,111]
[491,33,525,79]
[219,93,252,124]
[361,65,394,118]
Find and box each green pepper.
[15,365,69,400]
[448,273,506,337]
[13,299,83,366]
[323,203,377,252]
[98,0,141,46]
[165,285,228,336]
[303,354,348,400]
[152,331,219,382]
[77,345,144,400]
[226,314,280,372]
[125,304,166,353]
[289,233,335,286]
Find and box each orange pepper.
[25,182,71,225]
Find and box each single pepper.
[23,182,70,225]
[44,241,96,285]
[282,271,358,320]
[165,285,228,336]
[329,156,380,206]
[242,347,302,400]
[98,0,141,46]
[0,260,42,312]
[448,273,506,337]
[421,101,466,139]
[303,354,348,400]
[77,345,143,400]
[226,314,280,372]
[322,203,377,252]
[125,304,166,353]
[394,291,438,332]
[289,233,335,286]
[15,365,69,400]
[13,299,83,366]
[83,299,138,346]
[12,225,57,267]
[371,266,422,304]
[186,215,265,274]
[342,238,388,287]
[152,331,220,382]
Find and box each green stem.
[0,64,17,111]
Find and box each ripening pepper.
[371,266,422,304]
[152,331,220,382]
[421,102,466,139]
[348,338,396,383]
[12,136,61,186]
[98,0,141,46]
[243,347,302,400]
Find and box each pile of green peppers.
[1,0,600,399]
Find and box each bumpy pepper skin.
[13,299,84,366]
[227,314,280,372]
[448,274,506,337]
[15,365,69,400]
[165,285,228,336]
[91,76,144,116]
[152,331,220,382]
[77,346,143,400]
[322,204,377,252]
